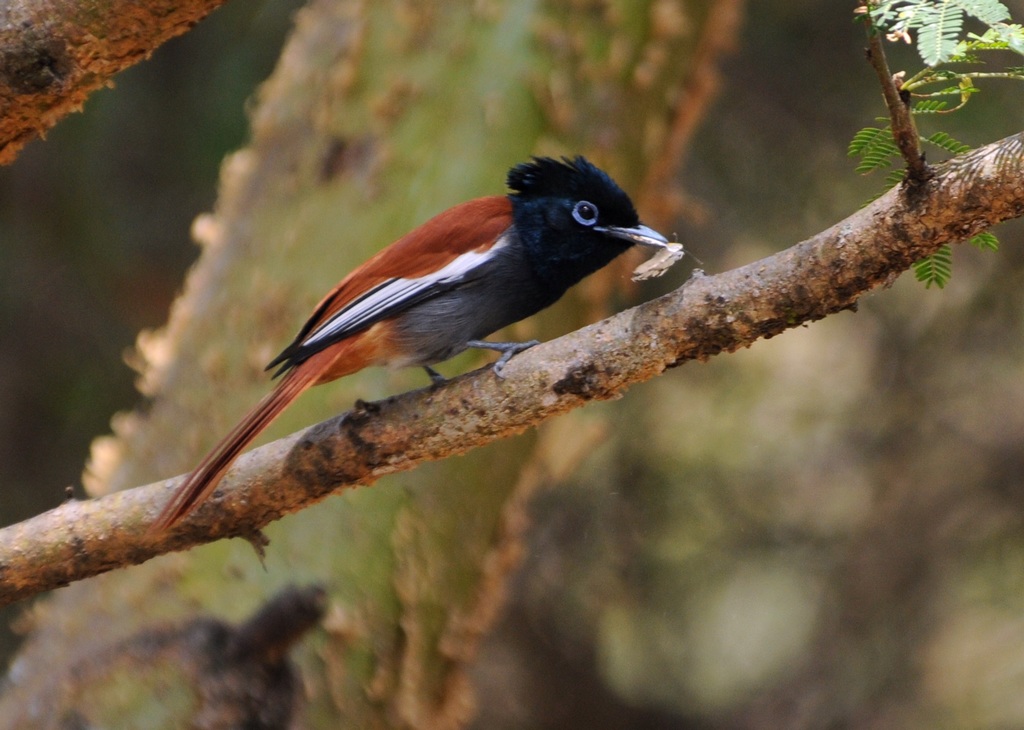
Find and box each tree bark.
[0,0,230,164]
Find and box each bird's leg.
[423,365,447,385]
[466,339,541,378]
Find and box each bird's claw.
[465,339,540,378]
[490,339,540,378]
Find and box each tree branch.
[860,4,930,181]
[0,0,229,165]
[0,131,1021,607]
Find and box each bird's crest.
[506,156,638,225]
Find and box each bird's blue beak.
[596,223,669,248]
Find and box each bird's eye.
[572,200,599,226]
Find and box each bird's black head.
[507,156,667,296]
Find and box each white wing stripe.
[302,241,506,348]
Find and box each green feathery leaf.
[848,125,901,173]
[918,2,964,66]
[924,130,972,154]
[848,126,888,156]
[913,245,954,288]
[870,0,1015,65]
[913,99,951,113]
[883,169,907,188]
[969,231,999,250]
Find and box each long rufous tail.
[151,366,319,531]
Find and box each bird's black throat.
[509,196,633,299]
[506,156,642,300]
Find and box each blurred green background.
[3,0,1024,727]
[0,0,305,661]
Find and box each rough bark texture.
[0,0,230,164]
[0,130,1023,610]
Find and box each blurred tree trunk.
[0,1,736,727]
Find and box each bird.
[152,156,671,531]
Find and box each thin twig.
[861,2,931,181]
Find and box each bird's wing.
[267,196,513,374]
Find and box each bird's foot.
[466,339,541,379]
[423,365,447,386]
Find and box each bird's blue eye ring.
[572,200,599,226]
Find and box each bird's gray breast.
[390,240,554,366]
